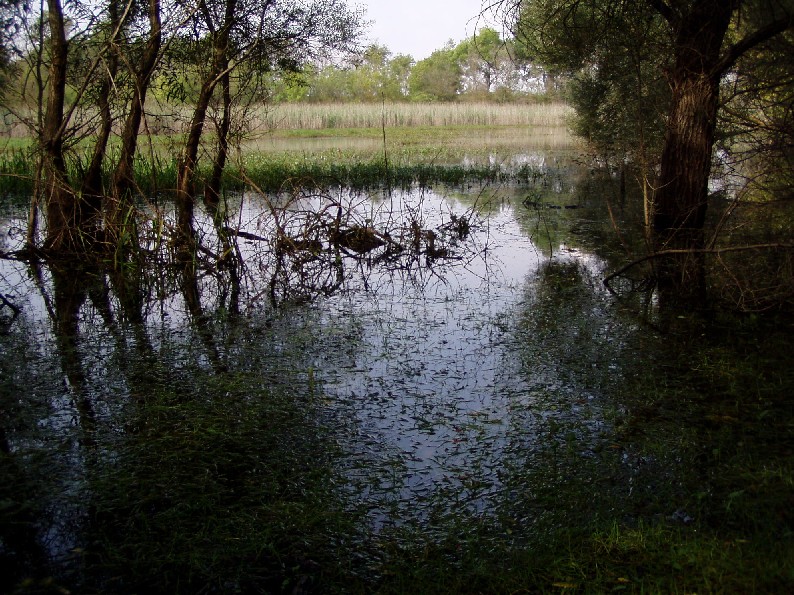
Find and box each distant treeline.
[264,29,558,103]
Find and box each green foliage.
[264,29,557,104]
[276,44,415,102]
[0,147,35,196]
[717,23,794,202]
[408,45,462,101]
[511,0,794,188]
[514,0,669,162]
[454,27,512,95]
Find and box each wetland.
[1,128,793,594]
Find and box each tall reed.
[255,101,571,131]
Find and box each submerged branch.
[603,243,794,289]
[0,292,21,315]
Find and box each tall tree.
[80,0,124,205]
[454,27,505,95]
[109,0,162,231]
[41,0,73,250]
[508,0,794,299]
[408,43,461,101]
[173,0,364,234]
[1,0,364,253]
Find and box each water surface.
[5,147,784,591]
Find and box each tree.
[0,0,365,253]
[289,45,412,102]
[173,0,363,233]
[385,53,413,99]
[454,27,504,95]
[507,0,794,300]
[40,0,73,250]
[408,43,461,101]
[0,0,23,92]
[109,0,163,236]
[0,0,174,250]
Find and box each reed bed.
[146,101,571,133]
[0,100,573,196]
[0,136,574,197]
[257,101,571,131]
[0,101,570,140]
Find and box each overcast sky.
[358,1,497,61]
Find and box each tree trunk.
[109,0,161,236]
[175,79,213,230]
[204,68,232,208]
[175,0,236,237]
[42,0,74,251]
[82,0,122,207]
[652,0,733,301]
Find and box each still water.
[0,151,666,586]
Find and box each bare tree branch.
[714,13,794,78]
[603,243,794,288]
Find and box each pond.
[1,145,792,593]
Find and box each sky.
[358,0,497,61]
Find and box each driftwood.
[330,226,388,253]
[224,228,269,243]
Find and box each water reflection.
[1,158,646,586]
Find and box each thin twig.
[603,243,794,287]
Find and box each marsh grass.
[0,101,570,141]
[257,101,571,131]
[360,314,794,594]
[0,144,561,197]
[7,367,364,594]
[0,148,36,197]
[0,101,573,197]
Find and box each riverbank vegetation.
[3,224,792,593]
[506,0,794,305]
[0,0,790,309]
[1,0,794,593]
[0,101,572,197]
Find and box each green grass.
[0,142,568,198]
[0,99,573,197]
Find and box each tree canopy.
[0,0,366,250]
[265,28,543,102]
[505,0,794,300]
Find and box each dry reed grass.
[0,102,571,139]
[258,101,571,131]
